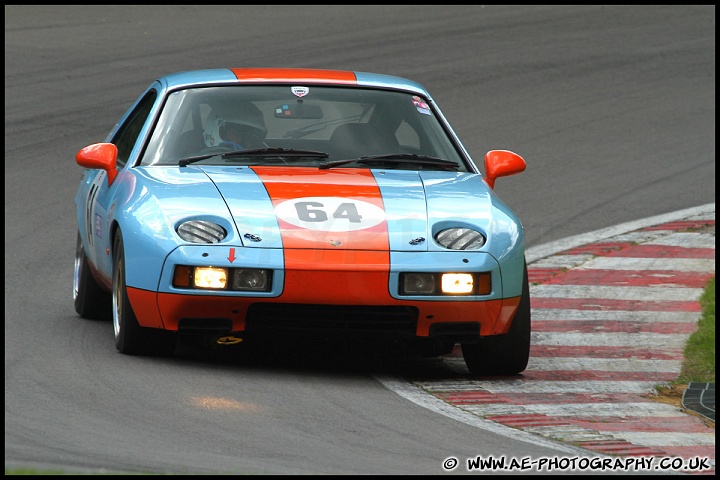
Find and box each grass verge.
[653,276,715,423]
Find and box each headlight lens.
[435,228,485,250]
[441,273,475,294]
[233,269,269,290]
[177,220,226,243]
[400,272,491,295]
[402,273,436,294]
[194,267,228,289]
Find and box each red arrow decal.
[228,248,236,263]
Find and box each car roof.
[158,68,430,97]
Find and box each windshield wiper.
[319,153,459,170]
[178,153,217,167]
[179,148,329,167]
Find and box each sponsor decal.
[291,86,309,98]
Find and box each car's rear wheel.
[461,261,531,376]
[112,230,175,356]
[74,232,111,319]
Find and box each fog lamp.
[402,273,436,294]
[441,273,474,294]
[233,269,269,290]
[194,267,228,289]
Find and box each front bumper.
[127,247,521,339]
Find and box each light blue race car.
[73,68,529,375]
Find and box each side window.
[112,90,157,168]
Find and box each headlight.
[193,267,228,289]
[233,269,269,290]
[441,273,475,294]
[435,228,485,250]
[177,220,226,243]
[400,272,491,295]
[173,266,272,292]
[402,273,436,294]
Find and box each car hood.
[204,166,502,252]
[137,166,511,252]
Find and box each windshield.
[140,85,470,171]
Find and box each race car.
[73,68,530,375]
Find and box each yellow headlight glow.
[193,267,228,289]
[441,273,474,294]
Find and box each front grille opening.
[178,317,232,335]
[245,303,418,337]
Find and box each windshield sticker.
[291,86,309,98]
[412,96,431,115]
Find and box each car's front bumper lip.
[127,286,520,339]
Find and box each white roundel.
[274,197,386,232]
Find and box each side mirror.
[484,150,526,189]
[76,143,119,185]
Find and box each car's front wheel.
[112,230,176,356]
[74,232,111,319]
[461,261,531,376]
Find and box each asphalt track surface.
[5,5,715,475]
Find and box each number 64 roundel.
[274,197,386,232]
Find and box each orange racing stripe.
[230,68,357,84]
[252,166,390,302]
[251,166,389,251]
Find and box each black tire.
[74,232,111,319]
[112,230,160,355]
[461,261,531,376]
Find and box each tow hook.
[217,336,243,346]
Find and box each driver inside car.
[203,102,268,150]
